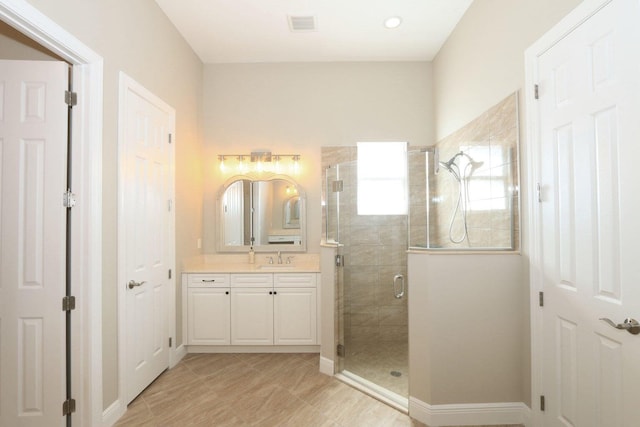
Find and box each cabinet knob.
[225,291,229,295]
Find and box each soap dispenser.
[248,246,255,264]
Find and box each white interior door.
[119,74,175,404]
[0,60,68,426]
[535,1,640,425]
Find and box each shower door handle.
[393,274,405,299]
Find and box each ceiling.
[154,0,474,64]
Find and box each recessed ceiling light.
[384,16,402,29]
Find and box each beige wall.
[429,0,582,407]
[433,0,582,141]
[409,253,525,404]
[23,0,204,409]
[202,62,435,255]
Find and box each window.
[357,142,408,215]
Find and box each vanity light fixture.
[218,151,302,175]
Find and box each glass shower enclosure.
[322,93,520,410]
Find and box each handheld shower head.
[439,159,461,181]
[439,150,483,180]
[444,151,463,168]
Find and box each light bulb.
[293,156,300,175]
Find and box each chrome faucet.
[277,251,282,264]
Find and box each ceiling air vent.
[288,15,317,32]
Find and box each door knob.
[599,317,640,335]
[128,280,146,289]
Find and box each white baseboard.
[104,346,186,427]
[102,399,125,427]
[186,345,320,353]
[319,356,334,376]
[409,397,531,427]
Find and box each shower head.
[468,159,484,172]
[439,150,484,180]
[442,151,463,169]
[439,158,461,181]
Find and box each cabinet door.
[231,288,273,345]
[187,288,230,345]
[274,287,317,345]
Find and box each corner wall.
[430,0,582,408]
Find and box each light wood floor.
[114,353,520,427]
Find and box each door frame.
[525,0,613,425]
[117,71,176,404]
[0,1,104,426]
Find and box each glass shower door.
[324,155,409,407]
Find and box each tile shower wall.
[321,147,408,378]
[427,93,519,250]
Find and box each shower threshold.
[335,370,409,413]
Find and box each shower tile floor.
[343,341,409,397]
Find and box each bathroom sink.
[257,264,297,271]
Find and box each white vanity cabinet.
[184,271,318,349]
[186,274,231,345]
[273,273,317,345]
[230,274,274,345]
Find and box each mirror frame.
[216,173,307,253]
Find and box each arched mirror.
[217,174,306,252]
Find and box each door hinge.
[62,296,76,311]
[168,133,173,144]
[62,398,76,416]
[540,395,545,411]
[534,84,539,100]
[332,180,343,193]
[168,269,172,279]
[536,183,542,203]
[539,291,544,307]
[63,189,76,208]
[169,337,172,348]
[168,199,172,212]
[335,254,344,267]
[337,343,345,357]
[65,90,78,107]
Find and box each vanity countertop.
[182,253,320,274]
